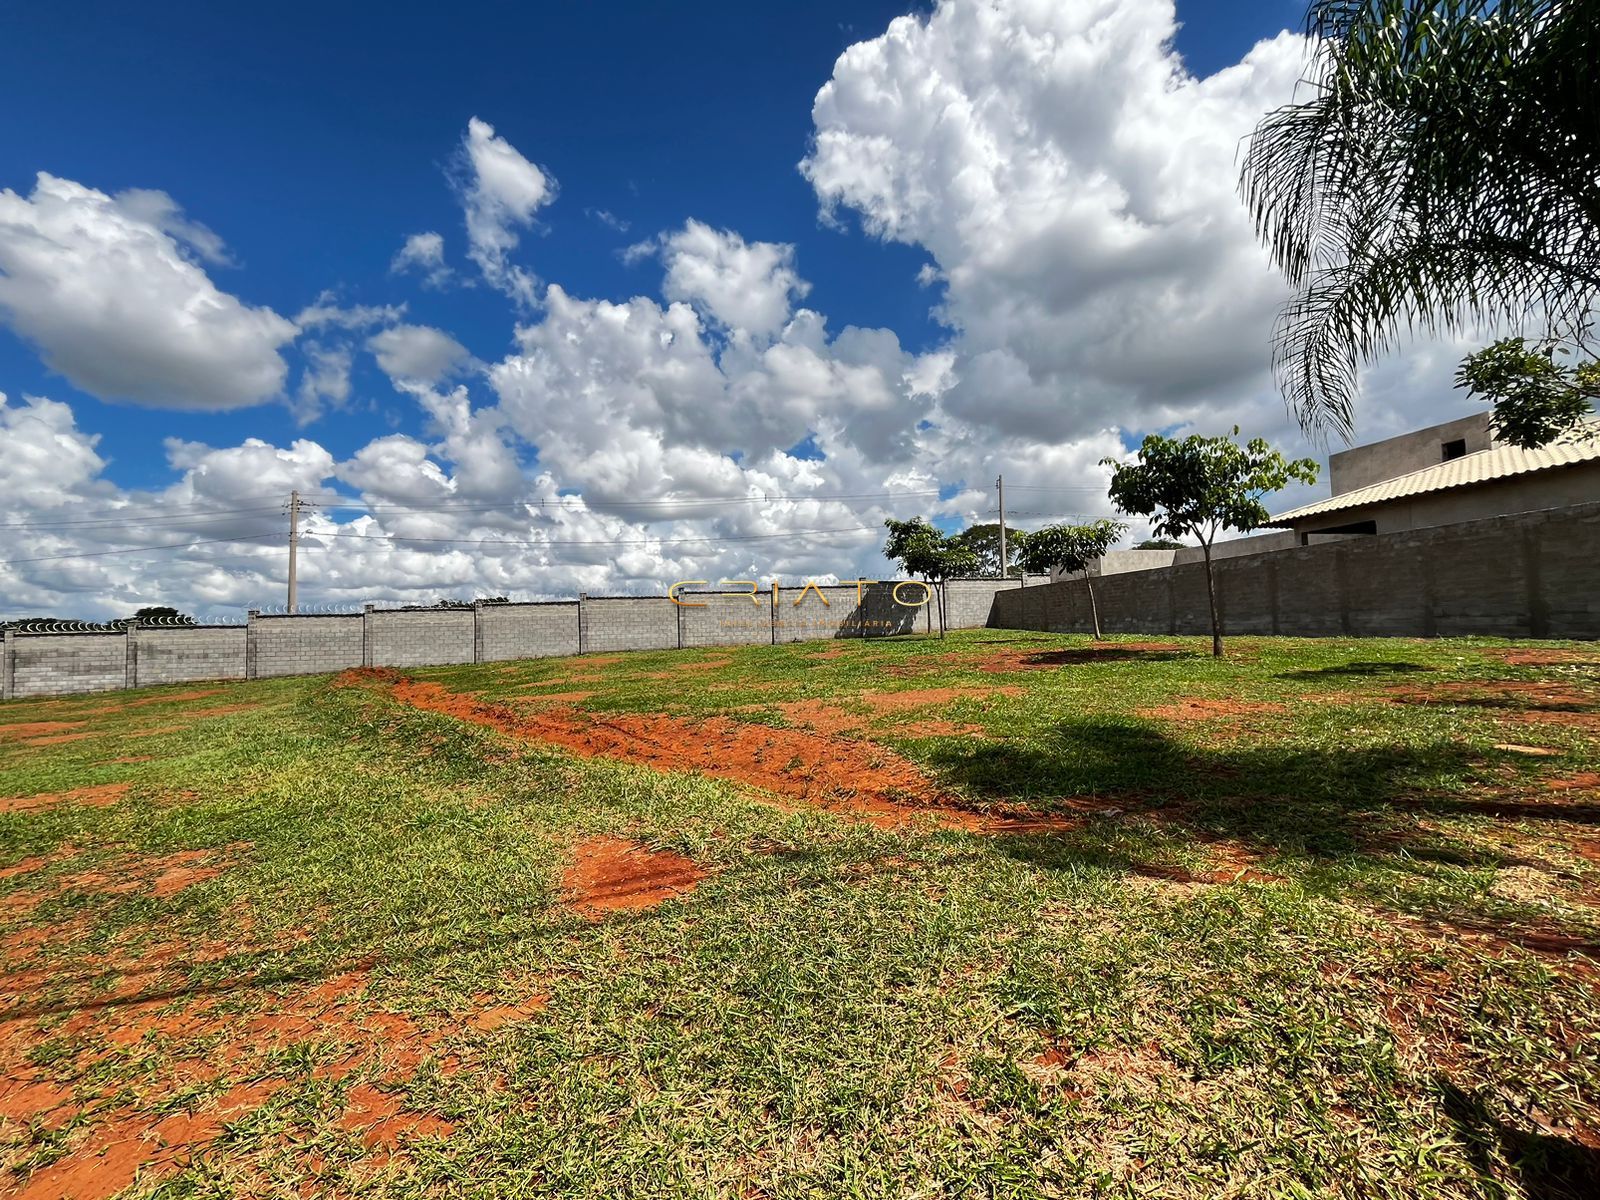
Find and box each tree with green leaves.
[1103,431,1318,657]
[1018,519,1128,640]
[950,522,1030,578]
[882,517,981,638]
[1240,0,1599,447]
[1455,338,1600,448]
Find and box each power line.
[307,525,881,549]
[0,533,282,567]
[0,521,883,568]
[295,489,947,511]
[0,504,292,530]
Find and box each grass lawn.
[2,630,1598,1198]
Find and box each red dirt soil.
[0,721,85,740]
[17,732,95,746]
[861,686,1020,713]
[1136,698,1287,722]
[367,670,1105,835]
[0,782,130,814]
[126,688,227,707]
[562,835,707,917]
[1479,647,1600,666]
[0,951,464,1198]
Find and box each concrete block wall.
[18,503,1593,701]
[250,614,364,679]
[134,626,247,687]
[0,575,1120,700]
[678,591,773,648]
[990,501,1600,641]
[366,607,475,668]
[477,602,579,661]
[943,578,1049,629]
[8,632,127,697]
[579,597,678,654]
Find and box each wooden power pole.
[996,474,1007,578]
[286,489,301,615]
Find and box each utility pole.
[992,473,1004,579]
[286,489,301,615]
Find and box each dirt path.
[361,670,1095,835]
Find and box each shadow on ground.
[923,715,1600,955]
[1440,1078,1600,1200]
[1019,647,1198,666]
[1279,661,1439,679]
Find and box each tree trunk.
[1201,541,1222,657]
[1085,572,1103,641]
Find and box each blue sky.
[6,0,1466,619]
[1,0,1299,490]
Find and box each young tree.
[1018,519,1127,640]
[1241,0,1599,447]
[1103,431,1318,657]
[882,518,981,638]
[1455,338,1600,448]
[950,522,1030,578]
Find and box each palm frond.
[1241,0,1600,438]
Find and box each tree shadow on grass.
[1018,647,1197,666]
[1279,661,1439,679]
[1393,693,1598,715]
[1440,1078,1600,1200]
[922,715,1600,954]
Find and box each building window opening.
[1441,438,1467,462]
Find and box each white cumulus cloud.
[457,117,556,305]
[0,173,298,410]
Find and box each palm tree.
[1240,1,1600,444]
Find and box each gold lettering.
[892,580,931,608]
[668,580,708,607]
[721,580,762,605]
[793,581,830,607]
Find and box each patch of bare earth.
[0,782,130,815]
[772,687,1015,738]
[562,835,707,918]
[3,846,240,925]
[0,847,557,1195]
[0,721,85,742]
[1392,680,1600,741]
[125,688,228,707]
[1136,697,1287,722]
[513,690,596,705]
[1479,647,1600,667]
[366,671,1093,835]
[0,953,465,1197]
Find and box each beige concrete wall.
[1294,462,1600,537]
[1329,412,1494,494]
[992,499,1600,641]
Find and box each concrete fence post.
[472,601,485,663]
[124,619,139,689]
[1,628,13,700]
[577,594,587,654]
[675,593,683,650]
[245,610,260,680]
[362,604,375,667]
